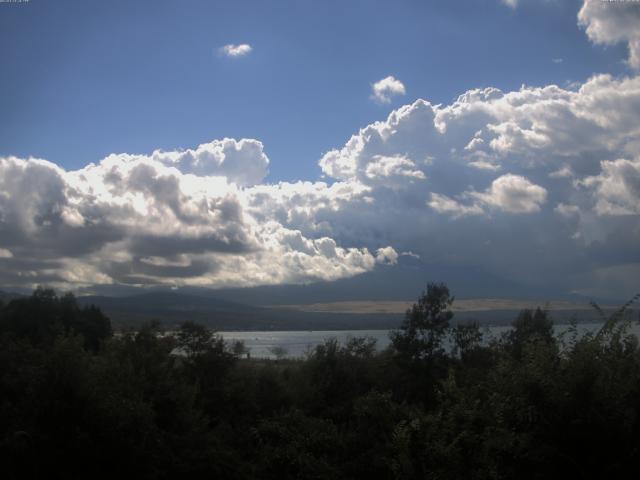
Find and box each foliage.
[1,285,639,479]
[0,287,111,351]
[390,282,454,362]
[507,307,555,359]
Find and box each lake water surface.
[219,322,640,359]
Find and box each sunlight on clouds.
[0,149,394,290]
[469,174,547,214]
[579,0,640,69]
[364,155,426,184]
[1,70,640,295]
[581,158,640,215]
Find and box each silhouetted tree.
[176,321,237,421]
[177,320,217,358]
[452,321,483,361]
[391,283,454,362]
[0,287,111,351]
[508,307,554,358]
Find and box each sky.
[0,0,639,300]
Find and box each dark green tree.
[508,307,554,359]
[176,321,237,421]
[0,287,111,351]
[390,282,454,362]
[389,283,454,405]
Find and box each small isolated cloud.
[552,58,563,64]
[219,43,253,58]
[501,0,518,8]
[371,76,406,104]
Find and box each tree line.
[1,284,639,479]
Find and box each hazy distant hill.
[77,291,268,328]
[0,287,610,331]
[75,255,597,306]
[0,290,24,304]
[76,291,403,331]
[188,258,593,306]
[72,290,610,331]
[2,255,609,331]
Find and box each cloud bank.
[0,139,394,290]
[1,73,639,296]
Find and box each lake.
[218,321,640,359]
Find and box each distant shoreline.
[266,299,615,315]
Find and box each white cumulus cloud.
[470,174,548,213]
[371,76,406,104]
[313,72,640,297]
[0,148,394,290]
[150,138,269,186]
[579,0,640,69]
[2,1,638,298]
[3,8,640,298]
[428,193,484,218]
[219,43,253,57]
[581,158,640,215]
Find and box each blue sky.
[0,0,628,181]
[1,0,639,299]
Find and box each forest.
[1,284,639,480]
